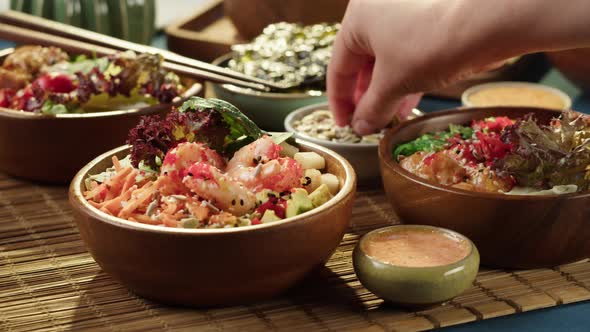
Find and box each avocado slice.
[255,189,279,205]
[261,209,282,223]
[286,188,314,218]
[309,184,333,208]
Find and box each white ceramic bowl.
[284,102,422,185]
[461,81,572,110]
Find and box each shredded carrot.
[118,180,158,219]
[112,156,122,172]
[187,201,209,220]
[121,170,139,193]
[100,189,133,215]
[104,167,133,200]
[162,201,177,215]
[85,183,107,201]
[129,213,160,225]
[160,213,179,227]
[88,200,102,209]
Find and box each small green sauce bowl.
[353,225,479,307]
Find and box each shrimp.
[464,167,514,193]
[230,157,303,193]
[226,135,281,170]
[400,151,466,185]
[162,142,225,176]
[400,150,513,193]
[226,136,303,192]
[183,162,256,216]
[160,142,225,195]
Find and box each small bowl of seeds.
[285,102,422,185]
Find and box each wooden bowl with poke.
[69,97,356,306]
[379,106,590,269]
[0,45,202,183]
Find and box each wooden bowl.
[546,48,590,92]
[69,140,356,307]
[379,106,590,269]
[0,83,202,184]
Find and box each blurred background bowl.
[546,48,590,92]
[0,81,202,184]
[211,53,326,131]
[462,81,572,110]
[379,106,590,269]
[69,139,356,307]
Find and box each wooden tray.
[165,0,243,63]
[1,172,590,331]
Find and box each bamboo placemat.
[1,173,590,332]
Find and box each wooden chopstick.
[0,22,272,92]
[0,10,287,91]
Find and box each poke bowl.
[0,46,203,183]
[379,106,590,268]
[210,22,339,131]
[69,97,356,306]
[285,101,423,185]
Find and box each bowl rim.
[69,138,356,235]
[357,224,478,270]
[284,101,423,149]
[211,53,326,100]
[461,81,572,109]
[379,106,590,200]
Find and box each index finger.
[327,31,371,126]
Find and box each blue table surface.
[2,37,589,330]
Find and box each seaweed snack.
[228,22,339,91]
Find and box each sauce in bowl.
[463,82,571,110]
[362,228,470,267]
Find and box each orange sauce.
[468,86,566,109]
[363,229,470,267]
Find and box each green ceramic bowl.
[211,54,327,131]
[353,225,479,307]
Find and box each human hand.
[328,0,590,135]
[328,0,494,135]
